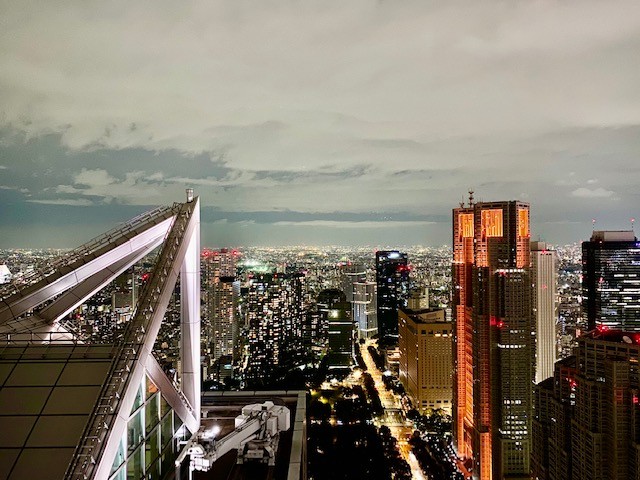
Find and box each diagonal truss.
[0,194,202,480]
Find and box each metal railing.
[0,330,82,345]
[65,200,197,480]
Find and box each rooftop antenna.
[592,218,596,232]
[468,189,475,208]
[632,218,635,231]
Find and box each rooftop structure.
[0,192,201,480]
[191,390,306,480]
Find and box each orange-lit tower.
[453,197,475,461]
[453,198,533,480]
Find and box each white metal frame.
[0,194,202,480]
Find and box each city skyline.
[1,2,640,247]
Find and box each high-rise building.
[326,301,354,368]
[532,329,640,480]
[582,230,640,331]
[376,250,409,339]
[245,272,306,387]
[340,262,367,303]
[353,281,378,339]
[398,307,452,414]
[203,249,239,363]
[452,199,533,479]
[531,241,558,384]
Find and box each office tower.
[452,199,533,479]
[316,288,347,345]
[398,307,452,414]
[340,263,368,337]
[353,281,378,339]
[532,329,640,480]
[531,242,558,384]
[376,250,410,339]
[203,249,239,362]
[582,230,640,331]
[245,272,306,387]
[326,301,354,368]
[340,262,367,303]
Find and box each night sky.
[1,1,639,248]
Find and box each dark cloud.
[1,2,640,246]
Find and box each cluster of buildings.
[354,197,640,480]
[5,191,640,480]
[447,198,640,480]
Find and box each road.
[360,340,427,480]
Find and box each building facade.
[531,241,558,384]
[353,281,378,339]
[582,230,640,331]
[376,250,409,340]
[398,307,452,414]
[452,199,533,480]
[245,272,306,387]
[202,249,239,363]
[326,301,354,368]
[532,329,640,480]
[340,262,367,304]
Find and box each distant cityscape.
[0,224,588,479]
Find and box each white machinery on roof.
[176,401,290,478]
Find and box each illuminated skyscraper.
[353,281,378,339]
[452,199,533,480]
[531,241,557,384]
[326,301,354,368]
[203,249,239,363]
[245,272,305,387]
[376,250,409,339]
[582,230,640,331]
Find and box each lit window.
[481,209,503,237]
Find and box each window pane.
[130,383,143,414]
[126,444,144,480]
[161,411,173,448]
[110,436,126,475]
[145,426,160,467]
[145,394,159,435]
[128,409,144,452]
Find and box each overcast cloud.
[1,1,639,247]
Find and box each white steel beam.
[145,353,199,432]
[0,216,175,325]
[37,238,163,324]
[85,197,201,480]
[180,197,201,416]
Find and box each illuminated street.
[360,340,427,480]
